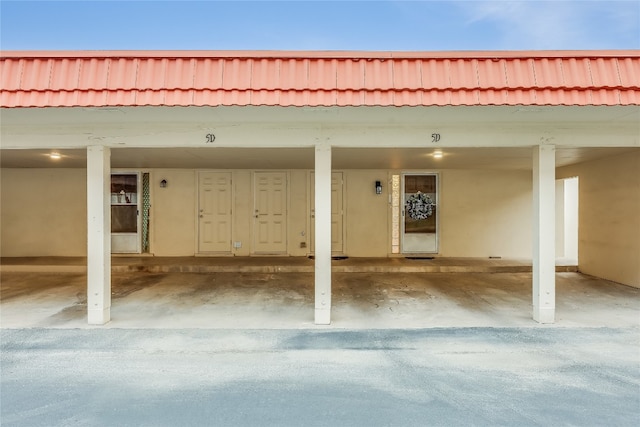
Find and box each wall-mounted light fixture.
[433,150,443,159]
[375,180,382,195]
[160,179,168,188]
[49,152,62,160]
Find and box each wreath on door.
[405,192,435,220]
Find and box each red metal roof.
[1,50,639,108]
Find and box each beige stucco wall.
[231,171,251,256]
[557,150,640,288]
[344,170,390,257]
[1,167,535,259]
[1,168,87,256]
[341,169,532,257]
[438,169,532,258]
[150,169,196,256]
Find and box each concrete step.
[1,256,578,274]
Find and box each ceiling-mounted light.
[433,150,443,159]
[50,152,62,160]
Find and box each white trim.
[314,142,332,325]
[401,172,440,254]
[86,145,111,325]
[307,170,346,256]
[532,145,556,324]
[251,170,290,255]
[110,170,142,254]
[195,170,235,255]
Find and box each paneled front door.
[253,172,288,254]
[198,172,232,253]
[310,171,344,254]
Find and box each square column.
[314,142,332,325]
[87,146,111,325]
[532,145,556,323]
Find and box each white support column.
[314,142,332,325]
[87,146,111,325]
[532,145,556,323]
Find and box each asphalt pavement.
[2,327,639,426]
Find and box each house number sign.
[205,133,216,143]
[431,133,441,143]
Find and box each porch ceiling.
[1,105,638,169]
[1,146,636,170]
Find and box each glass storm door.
[402,174,438,253]
[111,173,141,253]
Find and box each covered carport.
[1,50,639,326]
[1,256,639,328]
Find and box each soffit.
[2,50,638,108]
[2,146,636,170]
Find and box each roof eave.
[2,49,640,60]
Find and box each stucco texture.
[1,167,536,259]
[558,150,640,288]
[150,169,196,256]
[438,169,532,258]
[1,168,87,256]
[4,157,637,289]
[344,170,389,257]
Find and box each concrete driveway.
[0,270,638,328]
[2,327,639,426]
[1,270,639,426]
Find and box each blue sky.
[1,0,638,51]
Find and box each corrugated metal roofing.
[1,50,639,108]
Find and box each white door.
[253,172,287,254]
[310,172,344,254]
[402,173,439,253]
[198,172,232,253]
[111,173,141,253]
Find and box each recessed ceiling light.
[433,150,443,159]
[50,152,62,160]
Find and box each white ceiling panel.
[2,146,636,170]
